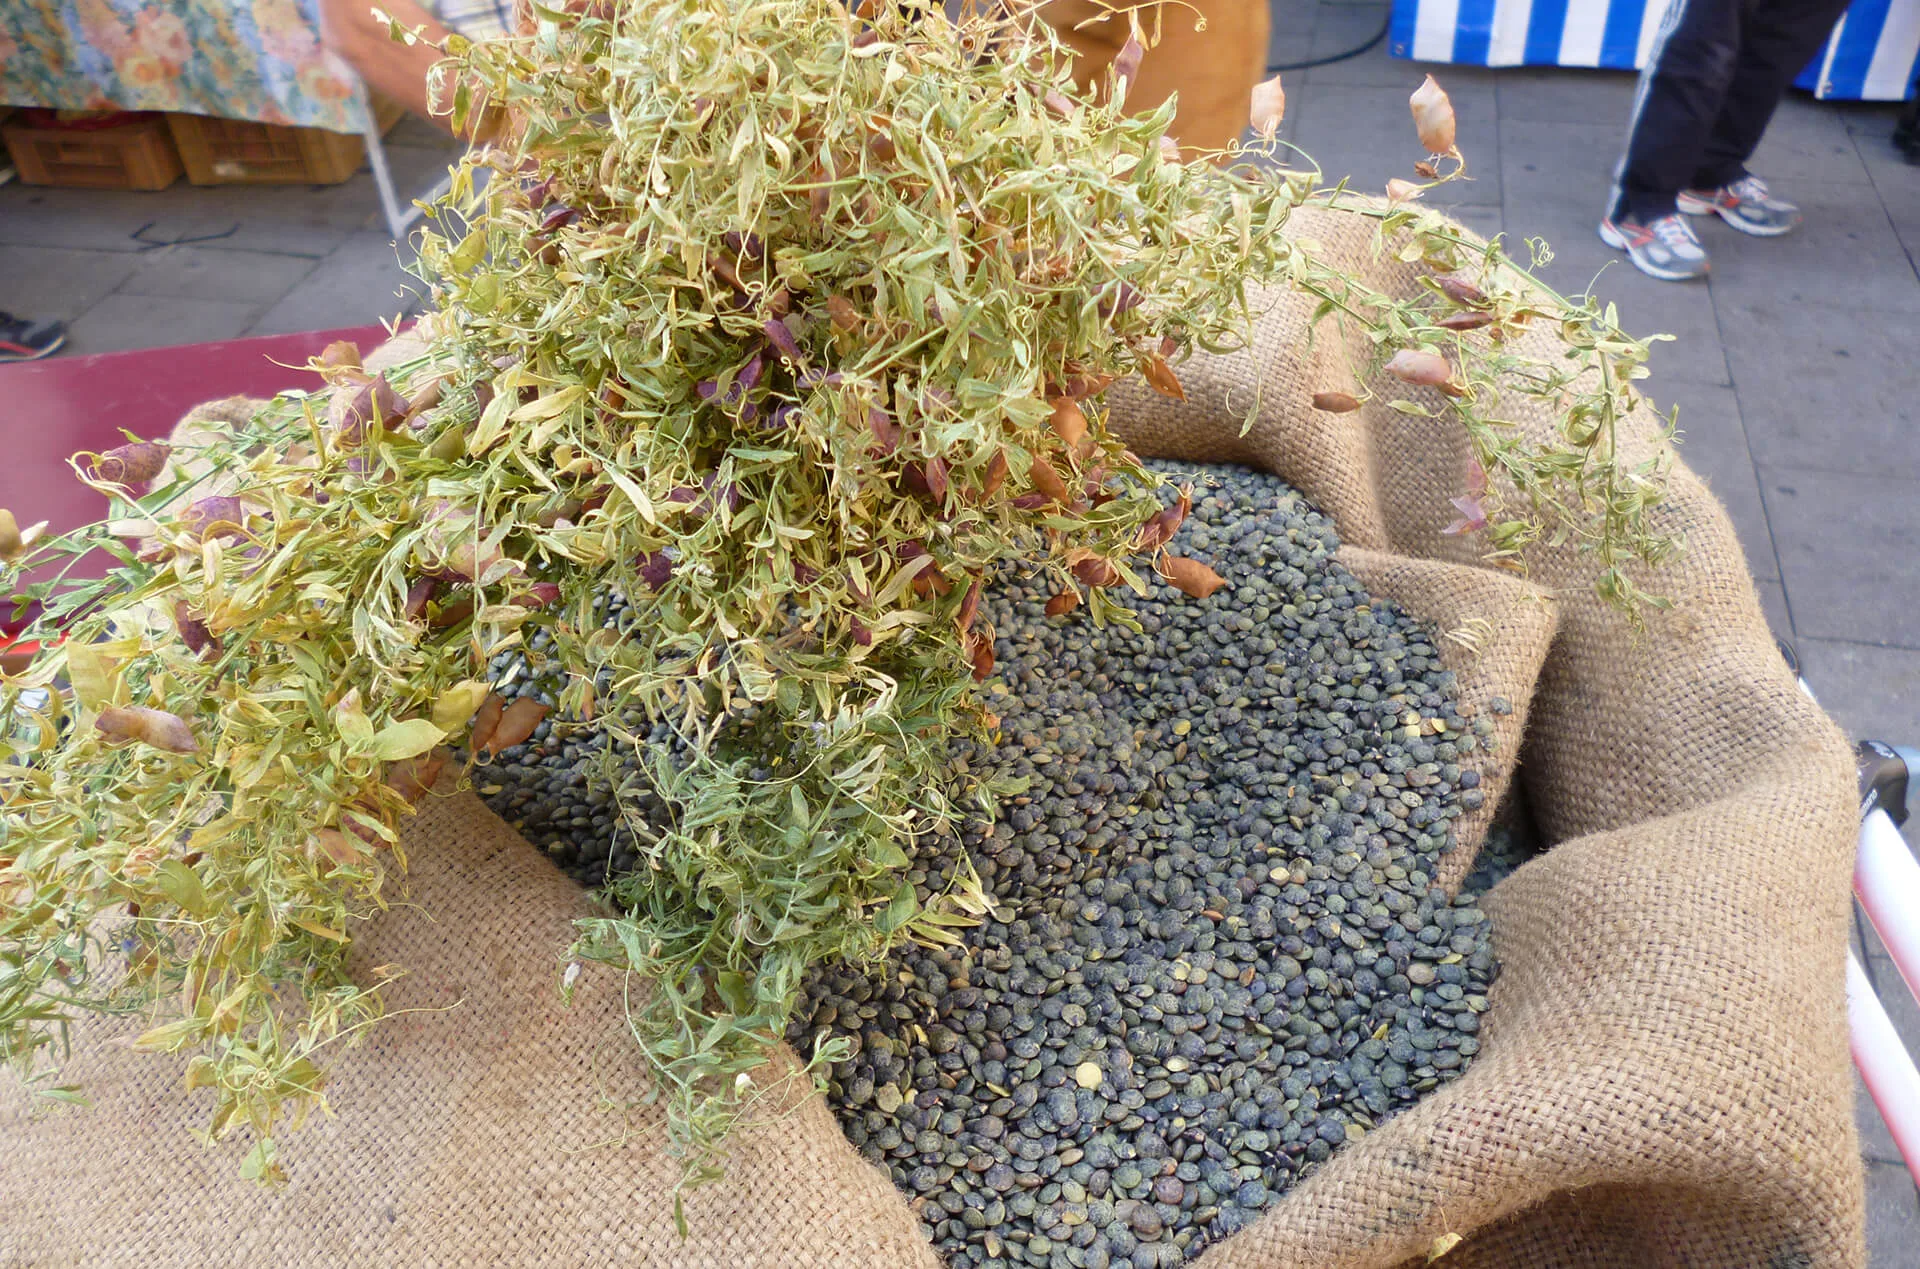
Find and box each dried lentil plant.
[0,0,1674,1193]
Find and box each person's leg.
[1605,0,1745,226]
[1690,0,1851,188]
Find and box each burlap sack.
[2,202,1861,1267]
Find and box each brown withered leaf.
[1044,589,1080,618]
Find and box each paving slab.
[1719,300,1920,481]
[1639,378,1776,579]
[1797,639,1920,745]
[1866,1159,1920,1262]
[1761,465,1920,651]
[1494,66,1635,128]
[118,247,319,306]
[1747,94,1878,185]
[1702,179,1920,316]
[0,245,140,325]
[245,230,425,337]
[62,292,259,357]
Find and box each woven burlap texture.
[3,202,1861,1268]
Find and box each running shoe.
[1677,175,1802,237]
[1597,212,1711,282]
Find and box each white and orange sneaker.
[1677,175,1803,237]
[1597,212,1711,282]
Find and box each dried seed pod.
[1436,276,1488,307]
[981,449,1009,498]
[827,294,861,331]
[429,597,475,629]
[511,582,563,609]
[1159,135,1181,163]
[403,576,438,621]
[965,629,994,681]
[1142,354,1185,401]
[851,618,873,647]
[1043,90,1075,118]
[1436,311,1493,332]
[446,540,505,582]
[1071,557,1119,588]
[468,693,506,753]
[93,441,171,487]
[866,133,896,162]
[1135,494,1189,550]
[1029,457,1069,504]
[0,508,45,563]
[867,406,900,455]
[1097,282,1141,320]
[956,579,981,633]
[316,340,362,372]
[1410,75,1457,155]
[1312,391,1362,413]
[329,373,409,444]
[1250,74,1286,140]
[1044,589,1080,618]
[923,455,950,507]
[95,705,198,754]
[722,229,765,262]
[1385,178,1423,204]
[1048,397,1087,448]
[1385,349,1453,386]
[309,828,364,869]
[1009,492,1049,511]
[386,751,446,804]
[1160,555,1226,598]
[482,697,548,755]
[181,496,246,540]
[763,317,803,362]
[174,601,217,657]
[1112,35,1143,100]
[637,550,674,590]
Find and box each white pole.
[1849,949,1920,1171]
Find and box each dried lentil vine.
[2,0,1673,1194]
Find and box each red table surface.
[0,324,393,641]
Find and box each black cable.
[1266,11,1391,74]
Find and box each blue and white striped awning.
[1389,0,1920,100]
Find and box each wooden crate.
[1,113,182,190]
[165,95,405,186]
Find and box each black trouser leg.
[1692,0,1852,189]
[1609,0,1743,223]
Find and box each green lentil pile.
[479,462,1517,1266]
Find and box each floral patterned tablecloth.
[1,0,374,134]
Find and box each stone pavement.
[3,5,1918,1253]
